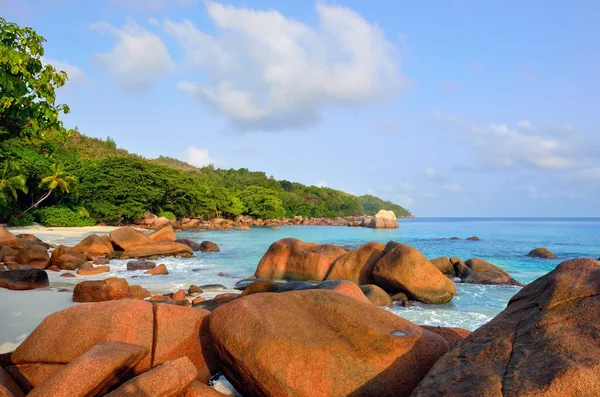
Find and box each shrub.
[35,205,96,227]
[158,211,176,220]
[8,212,35,227]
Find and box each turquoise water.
[44,218,600,331]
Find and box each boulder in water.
[527,247,556,259]
[325,242,385,285]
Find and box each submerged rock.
[126,260,156,270]
[199,241,220,252]
[176,239,202,251]
[526,247,556,259]
[412,258,600,396]
[372,242,456,304]
[461,258,523,286]
[254,238,346,281]
[210,289,449,397]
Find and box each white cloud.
[162,1,406,131]
[184,146,214,167]
[110,0,196,12]
[41,57,86,86]
[90,18,174,93]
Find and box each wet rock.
[176,239,201,251]
[360,284,393,307]
[391,292,412,307]
[126,260,156,271]
[79,261,94,270]
[15,245,49,269]
[184,381,229,397]
[461,258,523,286]
[466,236,480,241]
[526,247,556,259]
[72,278,129,302]
[210,289,449,397]
[198,284,227,291]
[254,238,346,281]
[0,269,49,290]
[199,241,220,252]
[325,242,385,285]
[27,341,149,397]
[144,264,169,275]
[373,242,456,304]
[412,258,600,396]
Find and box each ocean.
[8,218,600,338]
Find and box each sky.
[2,0,599,217]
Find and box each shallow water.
[11,218,600,334]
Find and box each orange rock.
[71,234,114,256]
[199,241,219,252]
[421,326,471,350]
[148,225,176,242]
[46,265,59,272]
[109,227,154,251]
[0,366,24,397]
[14,245,49,269]
[373,242,456,304]
[126,260,155,271]
[72,278,129,302]
[188,285,203,294]
[53,254,85,271]
[210,289,449,397]
[104,357,197,397]
[360,284,392,306]
[172,289,186,301]
[429,256,456,277]
[241,280,372,304]
[27,341,149,397]
[79,261,94,270]
[144,264,169,275]
[93,257,109,265]
[5,363,64,394]
[121,241,193,259]
[235,225,250,230]
[150,295,171,301]
[59,273,76,278]
[460,258,523,286]
[184,381,229,397]
[128,285,150,300]
[255,238,347,281]
[191,297,205,305]
[0,226,22,248]
[153,304,216,382]
[412,258,600,396]
[76,265,110,276]
[325,242,385,285]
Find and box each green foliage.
[0,160,28,203]
[158,210,176,220]
[35,205,95,227]
[238,186,286,220]
[8,212,34,226]
[0,18,70,140]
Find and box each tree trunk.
[20,188,53,216]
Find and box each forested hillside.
[0,17,410,226]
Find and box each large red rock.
[5,363,64,394]
[360,284,392,306]
[0,269,49,290]
[210,289,449,397]
[325,242,385,285]
[71,234,114,256]
[254,238,347,281]
[460,258,523,286]
[27,341,149,397]
[0,246,18,262]
[0,226,21,248]
[12,300,216,387]
[50,246,88,270]
[0,367,24,397]
[240,279,372,304]
[105,357,197,397]
[372,242,456,304]
[109,227,154,251]
[421,326,471,350]
[184,381,229,397]
[14,245,49,269]
[148,226,176,242]
[121,241,193,259]
[429,256,456,277]
[73,278,129,302]
[411,258,600,396]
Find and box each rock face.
[461,258,523,286]
[12,300,215,385]
[210,289,449,397]
[199,241,219,252]
[255,238,347,281]
[71,234,114,256]
[0,226,22,248]
[373,242,456,304]
[126,260,156,270]
[367,210,399,229]
[109,227,154,250]
[72,278,130,302]
[411,258,600,397]
[526,247,556,259]
[121,241,193,259]
[148,225,176,242]
[0,366,24,397]
[0,269,49,290]
[360,284,393,307]
[77,265,110,276]
[15,245,50,269]
[420,326,471,350]
[241,279,372,304]
[429,256,455,277]
[145,264,169,275]
[325,242,385,285]
[176,239,201,251]
[27,341,149,397]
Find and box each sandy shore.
[5,225,136,246]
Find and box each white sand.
[0,289,76,353]
[6,225,141,247]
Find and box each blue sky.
[2,0,599,216]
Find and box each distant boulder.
[466,236,480,241]
[367,210,399,229]
[461,258,523,286]
[527,247,556,259]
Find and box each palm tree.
[21,162,75,215]
[0,161,28,203]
